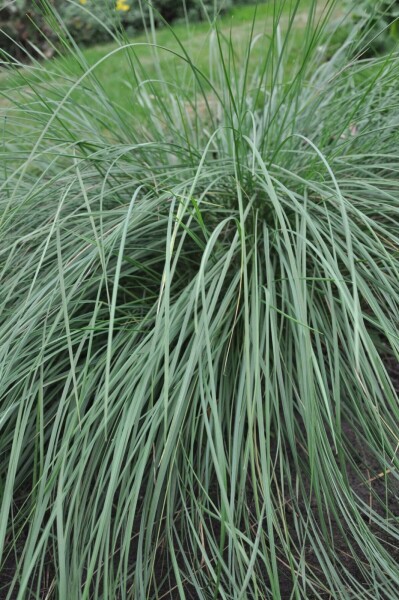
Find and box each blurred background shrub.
[349,0,399,54]
[0,0,58,60]
[59,0,234,45]
[1,0,251,59]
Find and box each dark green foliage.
[350,0,399,53]
[0,0,57,61]
[58,0,230,46]
[0,0,241,57]
[75,0,236,41]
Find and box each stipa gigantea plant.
[1,0,399,598]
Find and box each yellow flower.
[79,0,88,4]
[116,0,130,11]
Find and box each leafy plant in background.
[1,0,399,599]
[0,0,59,60]
[63,0,234,44]
[0,0,236,56]
[349,0,399,53]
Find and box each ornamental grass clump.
[0,1,399,598]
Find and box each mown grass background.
[1,1,399,599]
[0,0,345,109]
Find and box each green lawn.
[1,0,344,114]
